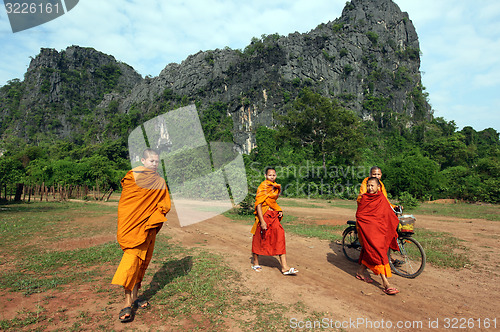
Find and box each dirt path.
[1,199,498,331]
[165,201,499,331]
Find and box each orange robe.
[357,177,396,208]
[251,180,286,255]
[112,166,171,290]
[356,192,399,277]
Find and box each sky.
[0,0,499,132]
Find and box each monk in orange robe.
[112,149,171,322]
[251,167,298,275]
[356,177,400,295]
[357,166,396,209]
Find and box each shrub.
[398,191,419,209]
[365,31,379,45]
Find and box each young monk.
[357,166,397,209]
[356,177,400,295]
[112,149,171,322]
[250,167,298,275]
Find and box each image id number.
[443,318,497,329]
[5,2,61,14]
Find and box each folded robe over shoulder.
[117,166,171,250]
[356,192,399,276]
[250,180,282,235]
[357,177,395,208]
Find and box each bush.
[398,191,419,209]
[238,194,256,215]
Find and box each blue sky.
[0,0,499,132]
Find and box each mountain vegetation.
[0,0,498,204]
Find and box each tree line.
[0,89,498,204]
[245,89,500,204]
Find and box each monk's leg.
[380,274,391,289]
[131,282,140,303]
[279,254,290,272]
[119,288,134,320]
[252,253,260,266]
[356,264,367,276]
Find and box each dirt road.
[1,198,498,331]
[165,200,499,331]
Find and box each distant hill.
[0,0,430,153]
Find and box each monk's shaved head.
[142,148,159,159]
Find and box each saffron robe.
[252,210,286,255]
[112,166,171,290]
[356,192,399,277]
[250,180,282,234]
[251,180,286,255]
[112,229,157,291]
[116,166,170,250]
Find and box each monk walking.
[112,149,171,322]
[356,177,400,295]
[250,167,298,275]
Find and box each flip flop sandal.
[119,306,134,323]
[383,287,400,295]
[355,274,374,283]
[133,299,150,310]
[251,265,262,272]
[282,267,299,275]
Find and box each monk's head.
[369,166,382,179]
[141,149,160,171]
[366,177,381,194]
[264,167,277,182]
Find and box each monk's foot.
[355,273,374,283]
[251,265,262,272]
[119,307,134,323]
[282,267,298,275]
[383,286,400,295]
[133,299,150,309]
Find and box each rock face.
[0,0,430,152]
[0,45,142,141]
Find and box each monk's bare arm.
[256,203,267,230]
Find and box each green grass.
[0,308,46,330]
[326,199,357,210]
[0,242,123,295]
[413,229,472,268]
[283,223,344,242]
[0,201,116,246]
[278,199,326,208]
[409,202,500,221]
[223,209,298,224]
[222,209,254,222]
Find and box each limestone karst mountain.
[0,0,430,152]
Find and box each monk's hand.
[260,222,267,230]
[278,211,283,218]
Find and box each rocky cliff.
[0,0,430,152]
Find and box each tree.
[384,151,440,200]
[277,88,364,167]
[200,102,233,142]
[423,133,471,168]
[0,156,24,191]
[254,126,278,166]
